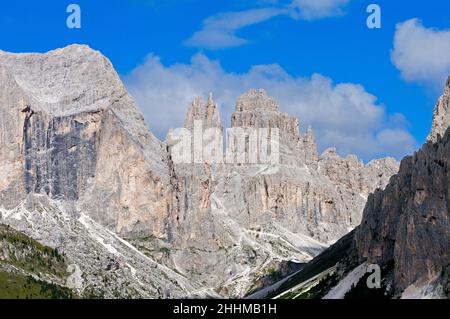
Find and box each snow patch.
[78,215,119,256]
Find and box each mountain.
[0,45,171,238]
[0,45,398,298]
[162,88,399,296]
[269,78,450,299]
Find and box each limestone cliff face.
[354,81,450,295]
[224,89,396,243]
[319,148,398,201]
[303,127,319,165]
[0,65,32,208]
[184,93,222,130]
[231,89,302,165]
[355,130,450,294]
[0,45,172,238]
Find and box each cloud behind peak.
[124,52,417,161]
[392,19,450,89]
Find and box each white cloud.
[392,19,450,88]
[124,53,417,161]
[184,8,286,50]
[185,0,351,50]
[290,0,350,20]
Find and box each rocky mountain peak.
[271,78,450,300]
[231,89,299,138]
[235,89,279,112]
[428,75,450,142]
[304,126,315,141]
[321,147,338,158]
[0,44,125,116]
[355,127,450,296]
[0,44,168,237]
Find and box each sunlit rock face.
[428,77,450,143]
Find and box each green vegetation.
[266,268,283,282]
[159,247,171,255]
[288,272,339,299]
[0,223,77,299]
[343,272,389,299]
[0,224,68,277]
[0,271,75,299]
[133,235,157,242]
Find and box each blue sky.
[1,0,450,161]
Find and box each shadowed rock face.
[355,80,450,295]
[270,80,450,300]
[356,129,450,293]
[22,111,98,200]
[0,45,400,297]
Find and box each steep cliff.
[0,45,200,297]
[0,45,172,238]
[354,79,450,297]
[355,128,450,297]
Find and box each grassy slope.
[0,224,77,299]
[0,271,76,299]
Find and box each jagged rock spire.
[184,94,222,130]
[207,92,214,106]
[303,126,318,163]
[427,76,450,142]
[304,126,315,143]
[235,89,279,112]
